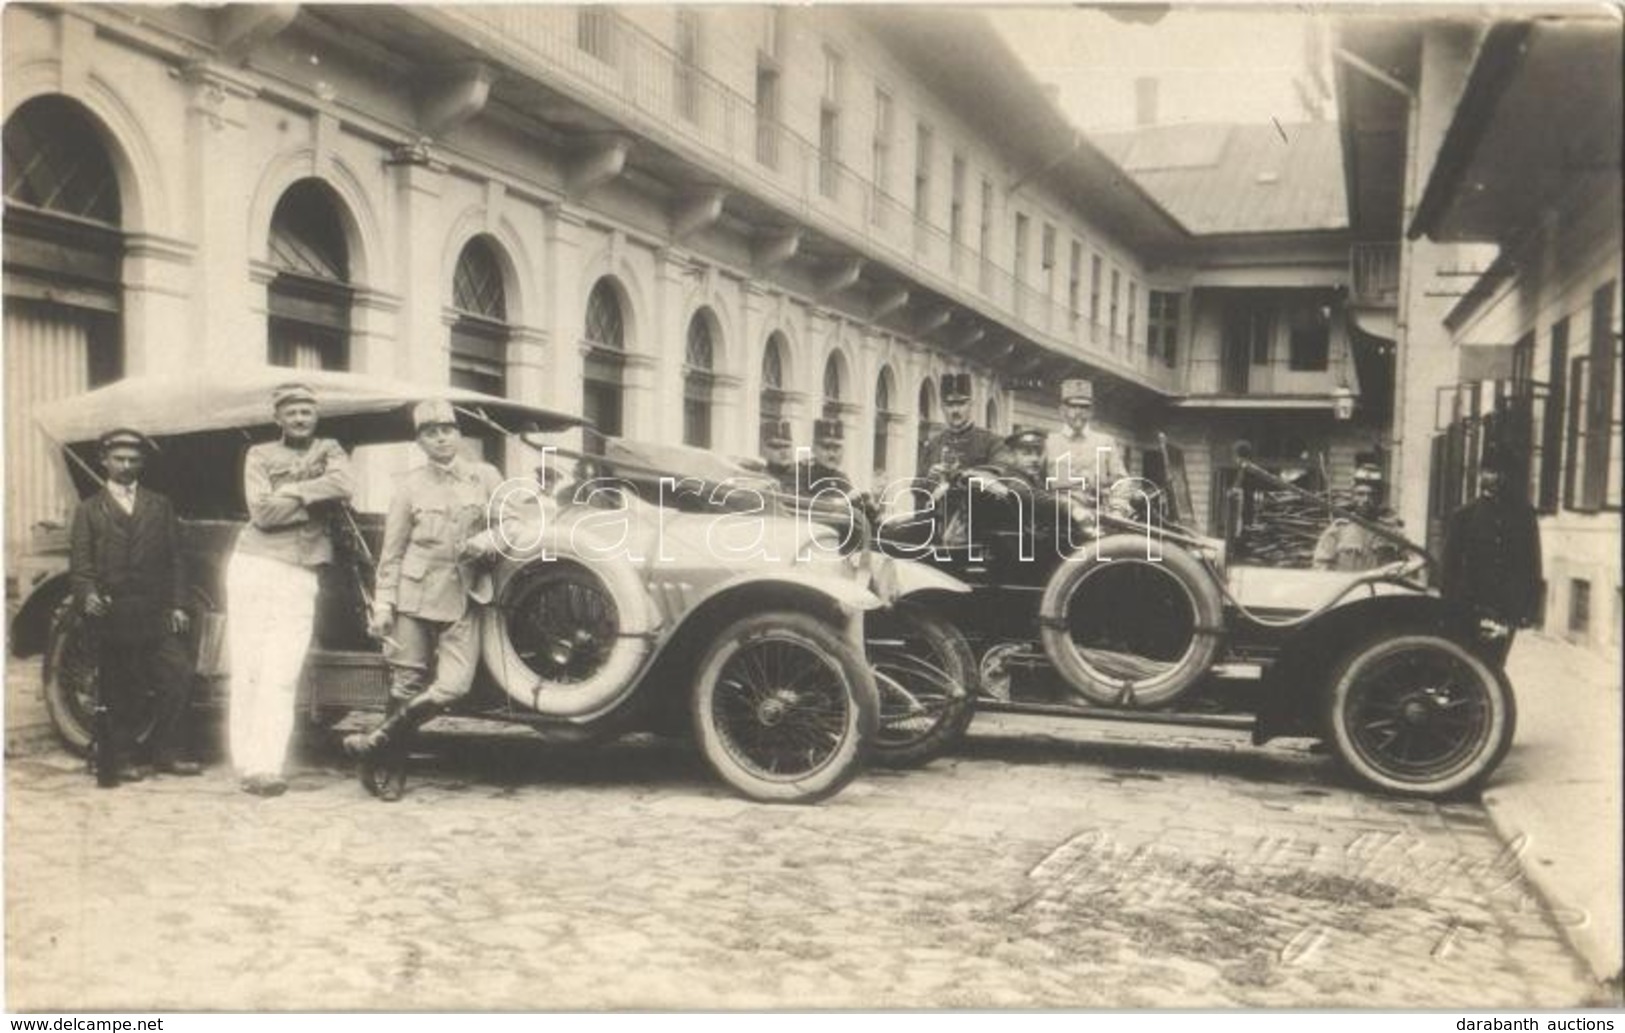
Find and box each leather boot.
[344,696,408,760]
[356,696,445,802]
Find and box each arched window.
[683,309,717,449]
[986,395,1000,433]
[874,366,897,480]
[4,95,126,561]
[759,332,788,453]
[583,277,626,435]
[822,352,844,419]
[450,236,508,397]
[268,179,352,370]
[917,377,940,451]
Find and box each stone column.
[182,63,260,370]
[390,153,448,384]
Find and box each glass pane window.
[453,238,506,320]
[585,280,625,349]
[3,96,121,224]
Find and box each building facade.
[1337,13,1621,659]
[4,3,1198,568]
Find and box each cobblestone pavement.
[6,712,1612,1012]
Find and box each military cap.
[813,419,844,444]
[270,382,317,410]
[1004,425,1047,451]
[98,427,154,453]
[762,419,793,447]
[1060,378,1095,405]
[940,372,973,403]
[412,398,459,430]
[1352,464,1384,485]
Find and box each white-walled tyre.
[692,612,878,804]
[1326,633,1515,798]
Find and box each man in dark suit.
[68,428,200,784]
[1441,452,1543,666]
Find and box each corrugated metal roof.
[1092,121,1348,235]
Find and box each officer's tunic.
[375,455,504,704]
[764,461,799,495]
[918,424,1002,478]
[1312,517,1402,572]
[795,460,853,497]
[1044,427,1129,498]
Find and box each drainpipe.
[1334,46,1421,522]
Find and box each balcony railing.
[440,5,1179,392]
[1351,243,1400,306]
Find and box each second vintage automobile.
[859,438,1517,800]
[9,368,968,803]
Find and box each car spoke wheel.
[1327,634,1515,798]
[692,612,877,803]
[42,601,158,757]
[505,566,620,684]
[867,605,976,768]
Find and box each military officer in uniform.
[918,373,1001,484]
[1045,378,1130,514]
[760,419,799,494]
[796,418,854,496]
[1312,465,1402,572]
[344,399,505,801]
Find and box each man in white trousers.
[227,382,353,796]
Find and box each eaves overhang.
[1408,17,1621,244]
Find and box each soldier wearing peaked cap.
[345,398,508,801]
[69,426,200,783]
[227,382,353,797]
[1313,464,1403,573]
[917,372,1001,483]
[760,419,798,494]
[1045,377,1131,515]
[796,418,854,496]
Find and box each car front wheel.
[867,605,976,768]
[691,612,879,804]
[43,600,155,757]
[1326,633,1515,798]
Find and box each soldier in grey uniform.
[760,419,798,495]
[1313,465,1402,572]
[1044,377,1130,515]
[344,399,505,800]
[918,373,1001,483]
[796,418,854,496]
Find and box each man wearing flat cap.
[69,428,199,783]
[760,419,798,495]
[917,372,1001,483]
[227,382,353,797]
[1045,377,1130,514]
[344,399,506,801]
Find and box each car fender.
[687,569,883,618]
[9,572,72,659]
[874,555,971,604]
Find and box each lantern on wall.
[1331,382,1356,421]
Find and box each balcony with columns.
[402,4,1179,396]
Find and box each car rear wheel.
[42,600,156,757]
[1326,633,1516,798]
[867,605,976,768]
[691,612,878,803]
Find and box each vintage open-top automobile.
[862,442,1517,799]
[9,367,968,803]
